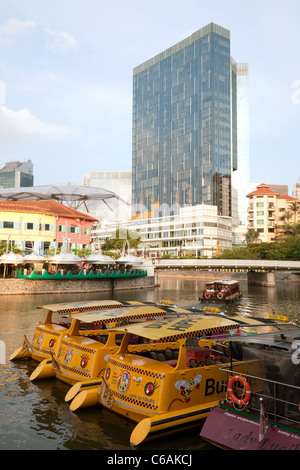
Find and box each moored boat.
[200,326,300,450]
[9,299,173,363]
[69,315,266,443]
[201,280,242,303]
[29,304,174,385]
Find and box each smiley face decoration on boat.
[64,348,73,365]
[117,371,131,393]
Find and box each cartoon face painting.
[175,374,202,403]
[117,371,131,393]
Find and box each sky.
[0,0,299,194]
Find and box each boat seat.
[149,351,158,360]
[164,348,173,360]
[205,358,215,365]
[157,352,166,362]
[188,359,199,368]
[165,359,177,367]
[220,355,230,363]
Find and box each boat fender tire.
[204,292,211,299]
[217,292,223,299]
[227,375,251,406]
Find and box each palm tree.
[283,210,292,224]
[289,201,300,223]
[245,228,260,244]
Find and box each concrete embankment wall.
[0,276,156,296]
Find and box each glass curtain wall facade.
[132,23,232,217]
[231,61,250,227]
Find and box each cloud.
[45,28,77,53]
[0,105,73,142]
[0,18,35,46]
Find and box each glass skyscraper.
[132,23,233,217]
[231,61,250,226]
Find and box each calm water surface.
[0,277,299,450]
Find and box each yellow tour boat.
[69,313,294,445]
[9,300,173,364]
[68,315,244,441]
[65,310,287,406]
[29,304,174,385]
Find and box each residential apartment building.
[0,200,97,255]
[246,183,300,242]
[132,23,249,225]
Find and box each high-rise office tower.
[132,23,236,217]
[0,160,34,188]
[231,61,250,226]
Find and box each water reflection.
[0,277,299,450]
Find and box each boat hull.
[200,405,300,450]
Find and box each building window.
[83,228,90,235]
[42,224,53,231]
[69,226,80,234]
[58,225,66,232]
[3,221,14,229]
[256,202,264,207]
[24,222,36,230]
[256,211,264,216]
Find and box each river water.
[0,276,299,451]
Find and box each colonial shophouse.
[0,200,97,254]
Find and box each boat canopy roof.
[111,315,241,342]
[36,300,150,314]
[71,305,167,323]
[225,326,300,349]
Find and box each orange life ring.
[217,292,223,299]
[204,292,211,299]
[228,375,251,406]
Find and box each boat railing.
[219,363,300,428]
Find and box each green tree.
[289,201,300,223]
[101,228,141,252]
[245,228,260,244]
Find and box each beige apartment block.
[246,183,300,242]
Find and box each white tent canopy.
[85,252,114,265]
[0,183,127,212]
[48,252,83,264]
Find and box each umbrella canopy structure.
[118,240,143,266]
[23,253,46,263]
[0,252,24,264]
[48,252,83,264]
[117,254,144,266]
[0,183,127,212]
[84,251,114,265]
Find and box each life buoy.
[228,375,251,406]
[217,292,223,299]
[204,292,211,299]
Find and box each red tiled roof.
[246,183,279,197]
[0,200,98,222]
[278,195,299,202]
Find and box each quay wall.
[0,276,156,296]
